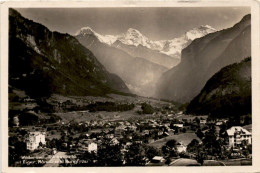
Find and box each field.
[148,132,201,148]
[49,93,172,123]
[169,158,200,166]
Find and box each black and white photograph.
[1,1,260,172]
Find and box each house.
[52,148,57,155]
[226,126,252,147]
[128,125,137,132]
[110,138,120,146]
[164,123,171,127]
[152,156,165,163]
[125,122,131,126]
[176,141,187,153]
[158,131,164,136]
[105,134,114,139]
[123,142,132,150]
[173,124,184,128]
[164,132,170,136]
[216,121,223,126]
[26,132,46,151]
[200,119,207,124]
[135,141,143,144]
[114,125,126,138]
[80,140,98,153]
[177,111,183,115]
[142,130,150,136]
[207,119,216,124]
[148,139,155,143]
[88,142,98,153]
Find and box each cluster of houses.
[25,114,252,157]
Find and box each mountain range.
[156,14,251,103]
[9,9,129,98]
[75,25,216,68]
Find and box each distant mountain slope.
[156,14,251,102]
[111,40,179,69]
[186,57,251,117]
[9,9,129,98]
[76,30,168,97]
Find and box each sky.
[16,7,250,40]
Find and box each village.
[8,99,252,166]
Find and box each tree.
[125,143,147,166]
[173,127,179,134]
[77,151,98,166]
[19,112,39,126]
[243,114,252,125]
[9,137,29,166]
[196,129,204,139]
[187,139,200,153]
[144,146,161,160]
[203,127,221,158]
[97,140,123,166]
[194,117,200,125]
[195,145,206,165]
[166,139,177,149]
[39,141,43,147]
[139,103,155,114]
[162,139,178,157]
[219,123,228,145]
[46,138,62,150]
[227,116,241,128]
[219,123,227,138]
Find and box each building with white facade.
[88,142,98,153]
[226,126,252,148]
[200,119,207,124]
[26,132,46,151]
[152,156,165,163]
[173,124,184,128]
[176,141,187,153]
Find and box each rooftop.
[226,126,251,136]
[152,156,164,161]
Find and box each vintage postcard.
[1,0,260,173]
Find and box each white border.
[1,1,260,173]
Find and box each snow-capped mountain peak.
[127,28,142,34]
[75,26,95,36]
[116,28,150,47]
[76,26,118,45]
[160,25,216,57]
[184,25,216,40]
[200,25,216,30]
